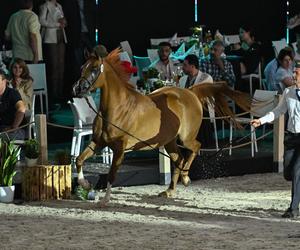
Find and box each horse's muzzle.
[72,79,89,97]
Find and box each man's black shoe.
[282,208,299,218]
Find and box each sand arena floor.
[0,173,299,250]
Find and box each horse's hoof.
[78,179,91,190]
[181,176,191,187]
[158,190,172,198]
[99,199,109,208]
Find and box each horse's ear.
[84,47,91,60]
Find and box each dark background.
[1,0,300,63]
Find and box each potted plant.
[24,139,40,167]
[0,138,20,203]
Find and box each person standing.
[39,0,67,102]
[5,0,42,64]
[251,60,300,218]
[61,0,96,91]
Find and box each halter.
[74,62,103,96]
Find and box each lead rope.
[84,97,257,166]
[84,96,171,159]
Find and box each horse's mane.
[104,48,136,90]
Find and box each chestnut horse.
[72,49,250,206]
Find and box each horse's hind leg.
[159,140,185,198]
[76,140,98,189]
[180,139,201,187]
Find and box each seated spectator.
[274,48,294,93]
[264,58,278,90]
[180,54,215,148]
[179,54,213,88]
[200,40,236,87]
[264,47,294,91]
[232,26,262,75]
[0,69,26,141]
[9,58,33,110]
[148,42,176,81]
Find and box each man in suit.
[179,54,213,88]
[61,0,97,97]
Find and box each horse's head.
[72,55,104,97]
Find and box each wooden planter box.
[22,164,72,201]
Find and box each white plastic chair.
[272,39,288,57]
[120,41,133,62]
[133,56,151,79]
[241,62,263,96]
[27,63,49,117]
[68,96,113,165]
[292,42,297,54]
[26,94,36,139]
[150,37,170,47]
[147,49,159,63]
[229,90,278,157]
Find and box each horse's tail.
[189,81,251,128]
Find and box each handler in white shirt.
[251,60,300,218]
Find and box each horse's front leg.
[77,116,103,189]
[76,140,98,189]
[99,142,125,207]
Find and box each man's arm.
[29,32,39,64]
[11,100,26,129]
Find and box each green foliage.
[146,67,159,79]
[54,149,71,165]
[0,139,20,186]
[153,79,165,89]
[24,139,39,159]
[74,185,89,200]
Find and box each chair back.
[27,63,48,115]
[120,41,133,61]
[251,90,278,117]
[69,96,97,128]
[119,51,132,64]
[133,56,151,79]
[292,42,297,53]
[27,64,47,92]
[272,39,288,57]
[147,49,159,63]
[150,37,170,47]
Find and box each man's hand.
[214,56,224,70]
[250,119,261,128]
